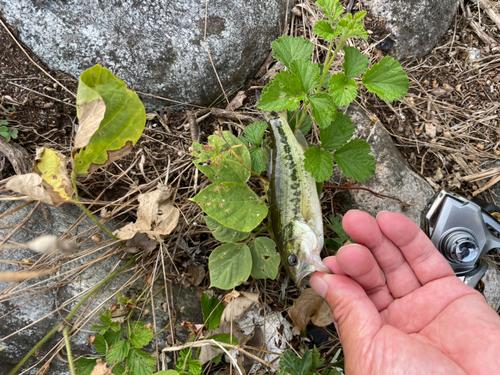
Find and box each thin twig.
[323,185,414,207]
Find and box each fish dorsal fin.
[295,130,308,152]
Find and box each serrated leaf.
[112,364,126,375]
[329,73,358,107]
[74,64,146,174]
[334,138,375,183]
[126,348,156,375]
[212,354,223,364]
[319,112,355,151]
[313,20,335,41]
[327,215,351,251]
[154,371,179,375]
[335,14,368,40]
[204,215,249,243]
[258,70,305,112]
[187,360,202,375]
[75,358,98,375]
[316,0,342,20]
[354,10,367,21]
[309,92,338,128]
[209,243,252,290]
[288,110,313,135]
[290,60,321,94]
[127,321,154,349]
[104,328,123,347]
[249,147,267,175]
[304,147,334,182]
[249,237,280,279]
[191,183,267,232]
[94,334,108,355]
[362,56,409,102]
[193,131,251,185]
[343,46,369,79]
[271,35,314,69]
[106,340,130,365]
[244,121,268,146]
[201,294,225,331]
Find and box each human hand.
[310,210,500,375]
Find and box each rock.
[483,260,500,313]
[0,200,202,374]
[332,106,435,224]
[363,0,460,59]
[0,0,291,110]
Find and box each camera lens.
[442,231,480,263]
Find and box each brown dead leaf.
[186,264,206,286]
[115,184,180,241]
[425,123,437,139]
[221,292,260,322]
[288,288,333,334]
[6,173,54,204]
[74,99,106,152]
[90,359,114,375]
[125,232,158,254]
[198,321,246,364]
[226,91,246,110]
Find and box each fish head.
[283,221,330,287]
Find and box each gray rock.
[0,200,203,374]
[362,0,460,59]
[0,0,291,110]
[332,106,435,224]
[483,260,500,313]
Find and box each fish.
[265,110,331,287]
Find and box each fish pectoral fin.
[294,129,309,152]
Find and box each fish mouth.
[295,254,331,287]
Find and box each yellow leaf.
[35,147,74,204]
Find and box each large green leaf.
[319,112,355,150]
[106,340,131,365]
[74,65,146,174]
[249,237,280,279]
[191,183,267,232]
[258,70,306,112]
[308,92,337,128]
[209,243,252,289]
[334,138,375,183]
[304,147,334,182]
[126,348,156,375]
[204,215,250,243]
[329,73,358,107]
[127,321,154,349]
[289,60,321,94]
[362,56,409,102]
[201,294,225,331]
[271,35,314,69]
[343,46,369,79]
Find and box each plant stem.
[8,258,136,375]
[63,325,76,375]
[71,170,125,246]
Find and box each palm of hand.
[311,211,500,375]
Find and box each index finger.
[376,212,455,285]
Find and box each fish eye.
[288,254,298,267]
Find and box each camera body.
[421,190,500,288]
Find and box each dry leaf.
[186,264,206,286]
[198,321,246,364]
[125,232,158,254]
[6,173,54,204]
[425,123,437,138]
[115,184,180,241]
[226,91,246,110]
[90,359,114,375]
[35,148,74,205]
[74,99,106,151]
[0,267,58,282]
[288,288,333,334]
[221,292,260,322]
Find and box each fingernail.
[376,210,391,219]
[310,275,328,298]
[346,209,362,213]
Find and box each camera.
[421,190,500,288]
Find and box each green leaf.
[104,328,123,347]
[335,14,368,40]
[362,56,409,102]
[209,243,252,290]
[188,360,202,375]
[334,138,375,183]
[193,132,251,185]
[94,334,108,355]
[10,129,18,139]
[316,0,342,20]
[271,35,314,69]
[106,340,131,365]
[290,60,321,94]
[212,353,223,364]
[304,147,334,182]
[0,120,8,126]
[154,371,179,375]
[258,70,305,112]
[204,215,250,243]
[206,333,238,346]
[354,10,367,21]
[288,110,313,135]
[244,121,268,146]
[92,310,120,334]
[343,46,369,79]
[279,350,300,371]
[127,321,154,349]
[329,73,358,107]
[74,64,146,174]
[191,182,267,232]
[112,364,126,375]
[201,293,225,331]
[326,215,352,251]
[309,92,338,128]
[313,19,335,41]
[126,348,156,375]
[248,237,280,280]
[319,112,355,151]
[249,147,267,175]
[75,358,98,375]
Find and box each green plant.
[325,215,352,251]
[191,0,408,290]
[271,347,343,375]
[0,120,18,142]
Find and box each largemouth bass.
[266,111,331,287]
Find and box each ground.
[0,0,499,373]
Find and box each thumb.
[310,273,382,359]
